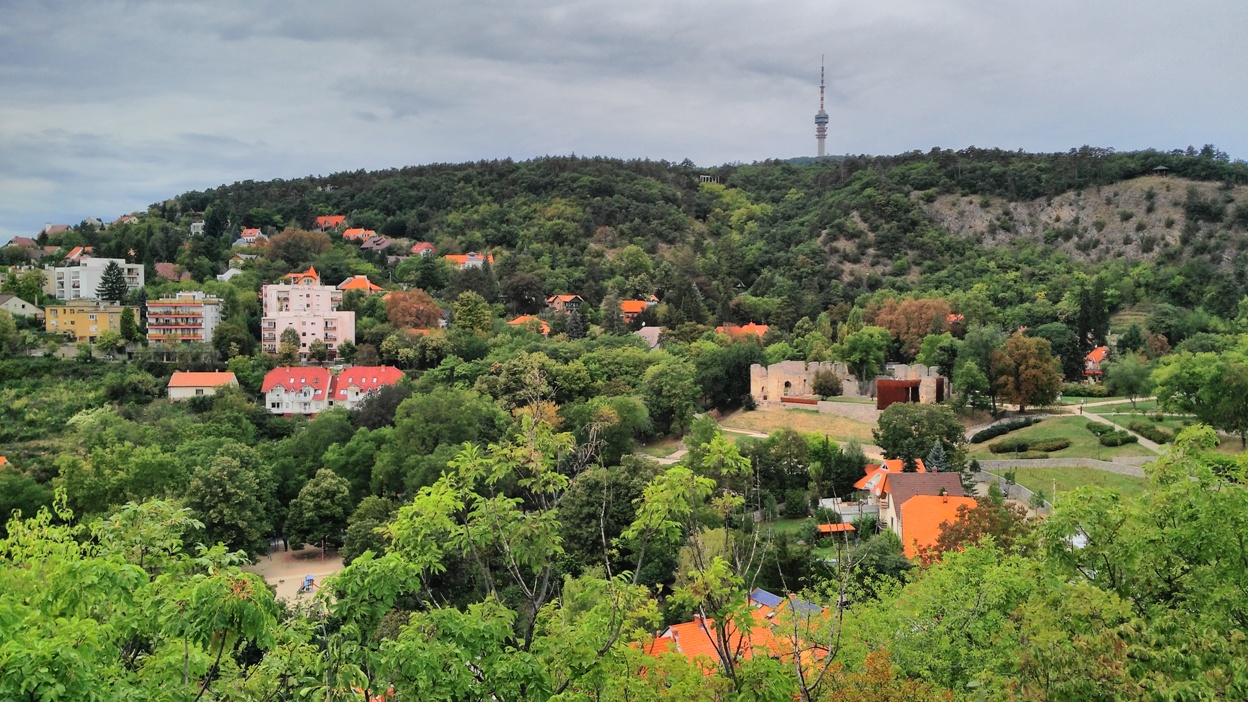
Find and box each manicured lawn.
[968,416,1156,460]
[1056,395,1127,406]
[822,396,875,405]
[1004,467,1150,503]
[719,409,876,444]
[638,436,682,458]
[1088,399,1159,415]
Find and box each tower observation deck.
[815,58,829,157]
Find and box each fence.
[974,471,1052,514]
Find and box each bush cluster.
[1099,430,1139,447]
[1128,420,1174,444]
[988,438,1071,454]
[1086,422,1114,436]
[1061,383,1113,398]
[970,417,1042,444]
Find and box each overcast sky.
[3,0,1246,242]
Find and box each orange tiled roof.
[168,371,238,388]
[547,294,583,303]
[508,315,550,335]
[337,275,382,292]
[947,313,964,323]
[853,459,927,492]
[620,300,649,314]
[1086,346,1110,364]
[816,523,855,534]
[899,494,978,559]
[342,228,375,241]
[0,456,7,467]
[716,323,769,338]
[282,266,320,284]
[444,253,494,267]
[316,215,346,229]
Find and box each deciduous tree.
[285,468,354,551]
[385,288,442,329]
[992,333,1062,412]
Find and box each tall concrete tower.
[814,57,829,157]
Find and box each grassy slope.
[969,416,1155,460]
[1007,467,1150,503]
[719,409,876,444]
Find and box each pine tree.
[601,293,627,335]
[566,310,586,340]
[95,261,129,302]
[926,441,949,473]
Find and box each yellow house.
[45,300,134,342]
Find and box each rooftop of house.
[410,242,436,253]
[315,215,346,228]
[816,522,856,534]
[899,494,979,558]
[330,366,404,399]
[884,473,966,514]
[281,266,321,285]
[620,300,649,314]
[342,228,375,240]
[359,236,392,250]
[154,262,190,282]
[444,252,494,266]
[261,367,332,397]
[854,459,928,493]
[168,371,238,388]
[1086,346,1110,364]
[716,322,769,338]
[336,275,383,292]
[507,315,550,335]
[547,294,583,303]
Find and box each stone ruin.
[750,360,947,408]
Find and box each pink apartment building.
[260,266,355,360]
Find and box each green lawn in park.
[1005,466,1150,503]
[969,416,1155,460]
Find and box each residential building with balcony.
[45,300,135,342]
[51,257,144,301]
[146,291,223,344]
[260,266,355,360]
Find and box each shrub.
[1013,451,1050,459]
[812,369,842,398]
[970,417,1042,443]
[797,520,819,544]
[1086,422,1113,436]
[1062,382,1112,398]
[1128,420,1174,444]
[988,437,1070,454]
[743,393,757,411]
[1099,430,1139,447]
[783,489,810,519]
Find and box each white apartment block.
[51,258,144,301]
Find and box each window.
[195,389,205,396]
[88,314,97,321]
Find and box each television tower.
[814,57,829,157]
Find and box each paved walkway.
[1082,412,1164,453]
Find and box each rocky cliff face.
[919,175,1246,265]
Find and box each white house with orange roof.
[261,266,355,360]
[546,294,584,313]
[233,229,268,247]
[1084,346,1110,378]
[444,252,494,270]
[262,366,333,415]
[167,371,239,400]
[327,366,404,410]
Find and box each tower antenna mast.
[814,56,829,157]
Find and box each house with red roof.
[1084,346,1110,377]
[546,294,584,313]
[620,295,658,322]
[5,236,38,250]
[864,471,965,545]
[234,229,268,247]
[898,493,979,559]
[281,265,322,286]
[327,366,403,410]
[507,315,550,335]
[443,252,494,270]
[337,275,383,293]
[167,371,239,400]
[154,262,191,282]
[315,215,346,231]
[262,366,333,415]
[65,245,94,262]
[410,242,436,257]
[342,228,375,242]
[716,323,769,339]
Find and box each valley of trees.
[4,146,1248,699]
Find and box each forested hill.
[15,146,1248,327]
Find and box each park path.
[1081,412,1164,453]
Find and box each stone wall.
[751,361,946,407]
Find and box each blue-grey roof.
[749,588,783,608]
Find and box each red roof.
[66,245,94,260]
[508,315,550,335]
[241,228,261,238]
[342,228,375,241]
[168,371,238,388]
[337,275,382,292]
[547,294,583,303]
[154,262,190,281]
[900,494,979,559]
[329,366,403,400]
[854,459,927,492]
[620,300,649,314]
[1086,346,1110,364]
[0,456,7,467]
[282,266,320,284]
[315,215,346,229]
[410,242,436,255]
[716,323,769,338]
[444,253,494,267]
[261,367,332,399]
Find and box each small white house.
[167,372,239,400]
